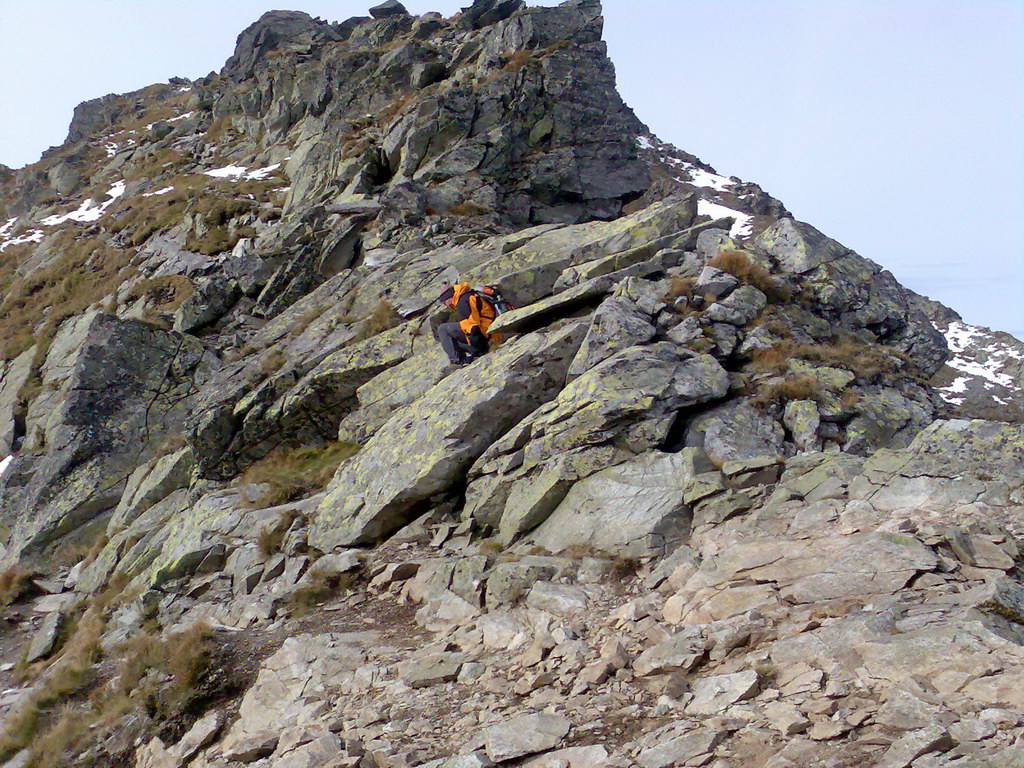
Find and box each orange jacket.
[450,283,498,341]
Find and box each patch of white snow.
[143,186,175,198]
[204,165,249,179]
[636,136,654,150]
[0,229,44,251]
[40,180,126,226]
[697,199,753,238]
[687,167,734,193]
[167,111,195,123]
[0,455,11,477]
[0,218,16,238]
[245,163,281,180]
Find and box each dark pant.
[437,322,471,364]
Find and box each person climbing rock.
[436,282,498,365]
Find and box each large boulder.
[529,448,715,557]
[684,401,785,465]
[309,320,587,549]
[464,342,730,542]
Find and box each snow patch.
[143,186,175,198]
[245,163,281,180]
[0,229,44,251]
[204,165,249,179]
[937,320,1023,404]
[636,136,654,150]
[168,111,195,123]
[0,218,16,238]
[687,166,734,193]
[697,199,753,238]
[40,180,126,226]
[0,455,11,477]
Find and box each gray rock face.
[370,1,409,18]
[0,313,212,563]
[754,217,948,376]
[310,321,586,549]
[566,294,656,380]
[530,449,712,557]
[0,347,34,455]
[685,401,785,465]
[482,712,571,762]
[464,343,729,543]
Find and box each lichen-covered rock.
[530,448,713,557]
[565,294,656,380]
[0,313,213,564]
[310,321,586,549]
[754,217,948,376]
[684,400,785,465]
[465,343,729,542]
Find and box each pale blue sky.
[1,1,1022,337]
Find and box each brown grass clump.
[256,510,302,557]
[749,374,821,406]
[362,299,404,337]
[663,275,695,302]
[239,441,361,508]
[124,274,194,313]
[502,50,540,71]
[283,569,355,617]
[0,565,35,607]
[749,340,906,383]
[258,349,286,377]
[708,249,791,303]
[447,201,492,217]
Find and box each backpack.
[473,285,515,315]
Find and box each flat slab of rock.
[637,729,723,768]
[399,652,466,688]
[483,712,571,762]
[685,670,760,715]
[633,630,706,677]
[525,582,588,616]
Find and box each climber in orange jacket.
[436,282,498,365]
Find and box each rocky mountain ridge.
[0,2,1022,767]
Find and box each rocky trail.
[0,1,1022,767]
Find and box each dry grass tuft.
[361,299,404,338]
[708,249,791,303]
[0,566,35,607]
[0,231,135,360]
[749,374,821,406]
[257,510,302,557]
[447,201,492,217]
[663,275,696,302]
[282,569,355,617]
[239,441,361,508]
[749,340,906,383]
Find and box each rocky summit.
[0,2,1022,767]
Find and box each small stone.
[637,729,723,768]
[633,630,705,677]
[599,637,630,669]
[525,582,588,616]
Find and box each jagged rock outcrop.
[0,1,1019,767]
[0,313,213,565]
